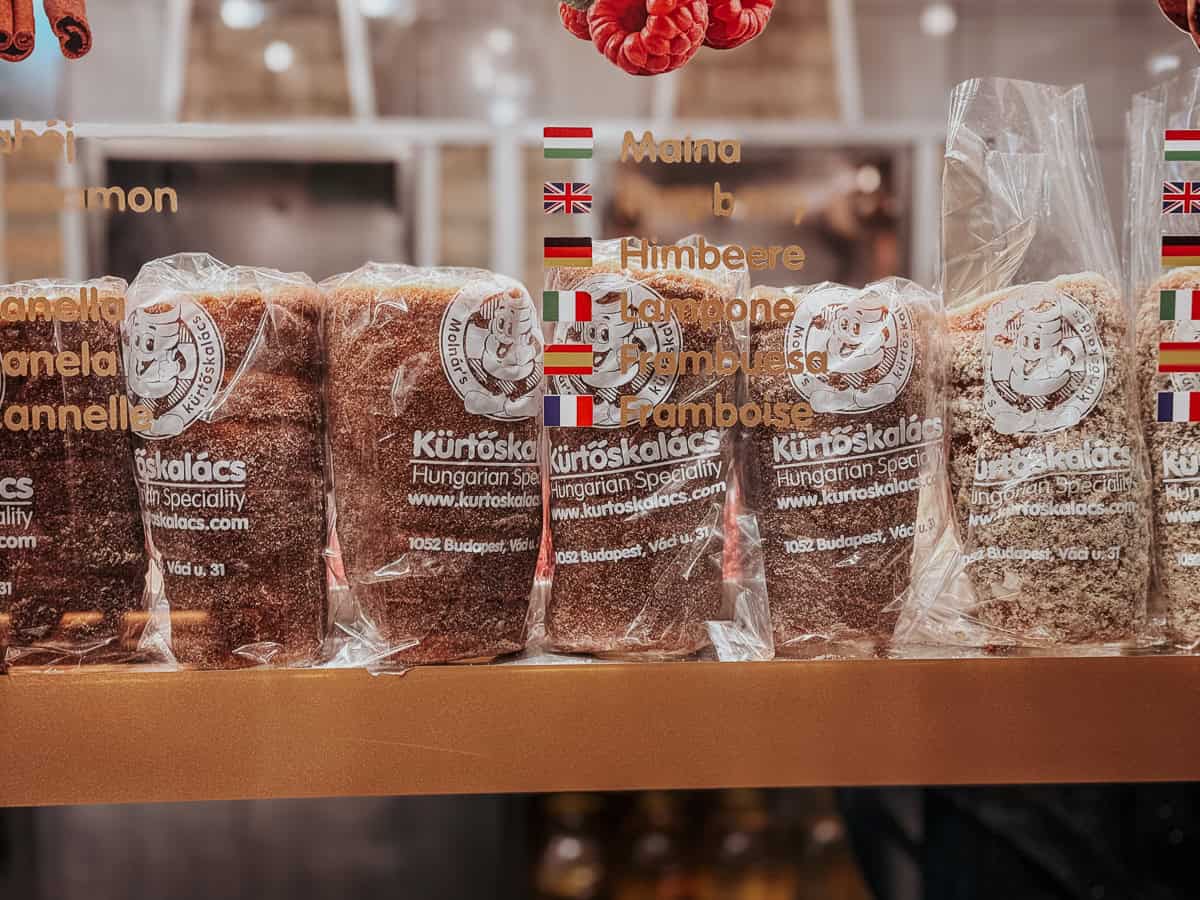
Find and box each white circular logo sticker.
[124,297,225,439]
[785,284,915,414]
[439,281,543,421]
[982,285,1105,436]
[549,274,681,429]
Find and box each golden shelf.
[2,657,1197,807]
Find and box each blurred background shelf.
[3,0,1193,298]
[3,656,1200,808]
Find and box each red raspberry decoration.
[559,2,593,41]
[588,0,709,77]
[704,0,773,49]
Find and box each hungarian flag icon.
[1166,130,1200,162]
[544,395,594,427]
[544,126,594,159]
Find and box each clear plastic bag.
[935,77,1153,648]
[322,263,544,667]
[541,236,771,660]
[746,279,949,658]
[124,253,328,669]
[1129,68,1200,649]
[0,277,149,668]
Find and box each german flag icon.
[544,237,593,269]
[1163,236,1200,269]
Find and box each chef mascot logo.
[439,280,543,421]
[549,274,682,428]
[123,297,225,439]
[983,285,1105,435]
[786,284,915,415]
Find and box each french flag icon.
[544,394,594,428]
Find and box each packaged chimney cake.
[0,278,148,667]
[124,253,327,669]
[746,279,948,657]
[323,264,543,666]
[938,78,1152,646]
[542,236,769,660]
[1129,71,1200,647]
